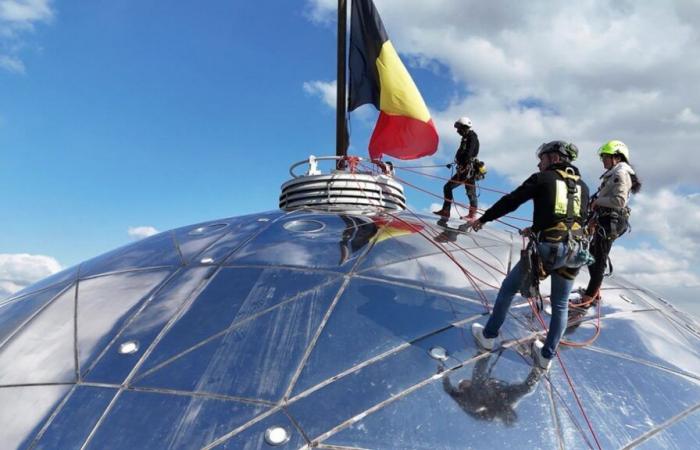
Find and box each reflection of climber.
[434,219,470,243]
[339,216,379,264]
[441,353,541,426]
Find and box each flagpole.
[336,0,348,167]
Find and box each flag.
[348,0,439,160]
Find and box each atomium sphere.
[1,210,699,449]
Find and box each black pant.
[441,170,477,211]
[584,214,627,297]
[584,230,615,297]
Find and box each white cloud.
[0,0,52,24]
[305,0,336,25]
[0,0,54,73]
[676,107,700,125]
[128,226,159,240]
[305,0,700,188]
[0,253,62,297]
[0,53,23,72]
[630,189,700,260]
[303,79,337,109]
[611,245,700,291]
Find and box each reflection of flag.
[370,216,423,244]
[349,0,439,160]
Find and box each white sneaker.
[471,323,495,351]
[532,339,552,370]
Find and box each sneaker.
[471,323,495,351]
[532,339,552,370]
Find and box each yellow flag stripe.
[375,40,431,122]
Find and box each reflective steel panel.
[0,285,76,384]
[290,277,484,396]
[33,386,116,450]
[85,267,213,384]
[1,265,78,303]
[318,349,558,449]
[135,268,342,377]
[84,390,268,449]
[226,213,380,272]
[76,269,172,374]
[0,385,71,449]
[1,210,699,449]
[79,232,181,278]
[0,282,71,344]
[132,278,343,402]
[212,409,306,449]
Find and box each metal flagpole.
[336,0,348,168]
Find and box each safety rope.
[388,171,528,231]
[354,157,602,448]
[394,165,514,196]
[524,280,603,449]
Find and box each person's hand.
[470,220,484,232]
[519,227,531,236]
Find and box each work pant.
[483,244,575,359]
[441,170,477,211]
[584,232,615,298]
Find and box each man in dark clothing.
[468,141,590,370]
[441,352,541,426]
[433,117,481,221]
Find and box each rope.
[395,165,514,196]
[389,172,527,231]
[515,234,601,448]
[525,289,602,449]
[354,158,601,447]
[381,210,492,312]
[392,164,447,169]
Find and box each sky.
[1,1,699,319]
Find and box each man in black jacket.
[468,141,590,370]
[433,117,480,220]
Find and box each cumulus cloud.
[0,0,53,24]
[611,245,700,288]
[303,80,337,108]
[304,0,700,308]
[304,0,336,24]
[128,226,159,240]
[0,0,54,73]
[305,0,700,188]
[0,253,61,298]
[676,107,700,125]
[630,189,700,259]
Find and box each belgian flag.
[348,0,439,160]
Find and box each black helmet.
[536,140,578,161]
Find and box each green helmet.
[598,140,630,162]
[536,140,579,162]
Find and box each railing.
[280,155,406,212]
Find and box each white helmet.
[454,116,472,129]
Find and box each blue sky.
[2,0,344,262]
[2,1,699,319]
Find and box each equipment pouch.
[564,237,595,268]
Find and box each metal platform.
[279,156,406,212]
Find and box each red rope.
[358,160,601,448]
[395,165,513,195]
[383,210,493,312]
[389,172,528,230]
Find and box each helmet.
[454,116,472,128]
[598,140,630,162]
[536,140,579,161]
